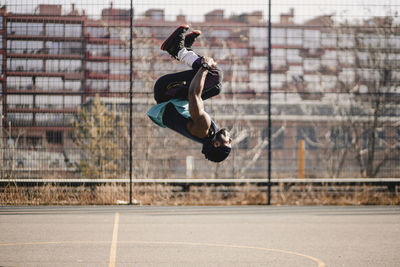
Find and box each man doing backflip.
[147,25,232,163]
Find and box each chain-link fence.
[0,0,399,182]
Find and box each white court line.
[108,212,120,267]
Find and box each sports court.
[1,206,399,266]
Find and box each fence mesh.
[0,0,399,181]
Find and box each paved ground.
[0,206,399,267]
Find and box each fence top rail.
[1,178,400,184]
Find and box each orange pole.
[298,140,305,178]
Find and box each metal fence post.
[267,0,272,205]
[129,0,133,205]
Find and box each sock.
[177,48,200,68]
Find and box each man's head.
[202,128,232,163]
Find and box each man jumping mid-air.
[147,25,232,163]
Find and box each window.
[249,27,267,52]
[321,51,337,67]
[262,127,285,149]
[211,46,230,60]
[249,73,267,92]
[339,68,355,84]
[26,59,43,72]
[210,30,229,39]
[287,65,304,77]
[65,24,81,37]
[151,11,163,21]
[27,23,43,36]
[64,42,82,54]
[46,41,58,54]
[110,81,129,92]
[87,44,108,56]
[357,68,380,84]
[304,75,322,92]
[321,32,336,47]
[8,40,27,53]
[110,45,129,57]
[8,58,24,71]
[35,77,63,90]
[362,129,385,150]
[64,114,74,126]
[396,129,400,150]
[229,82,249,93]
[64,80,81,91]
[330,127,351,148]
[46,59,60,72]
[134,43,152,57]
[87,61,108,74]
[287,29,302,46]
[36,95,63,108]
[88,79,108,90]
[64,96,81,108]
[7,95,33,108]
[357,52,368,65]
[339,33,355,48]
[134,61,151,72]
[36,114,63,126]
[230,64,248,78]
[304,59,320,72]
[26,136,42,148]
[110,62,129,74]
[322,50,337,60]
[297,126,317,150]
[321,75,337,90]
[7,59,43,72]
[272,49,286,69]
[59,60,82,72]
[46,41,82,55]
[7,113,33,126]
[27,41,43,53]
[7,76,33,90]
[287,49,302,63]
[8,22,27,35]
[46,23,64,36]
[389,35,400,49]
[304,30,320,49]
[250,56,267,70]
[338,51,355,65]
[236,127,249,149]
[271,74,286,88]
[87,26,108,38]
[46,131,63,144]
[231,48,248,57]
[272,28,286,45]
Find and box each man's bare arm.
[188,67,208,121]
[187,57,217,137]
[188,57,217,120]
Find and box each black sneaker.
[161,25,189,59]
[184,30,201,50]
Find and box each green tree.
[71,95,128,179]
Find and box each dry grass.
[1,183,399,206]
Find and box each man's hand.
[202,57,217,68]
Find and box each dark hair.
[202,140,231,163]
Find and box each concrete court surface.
[0,206,399,267]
